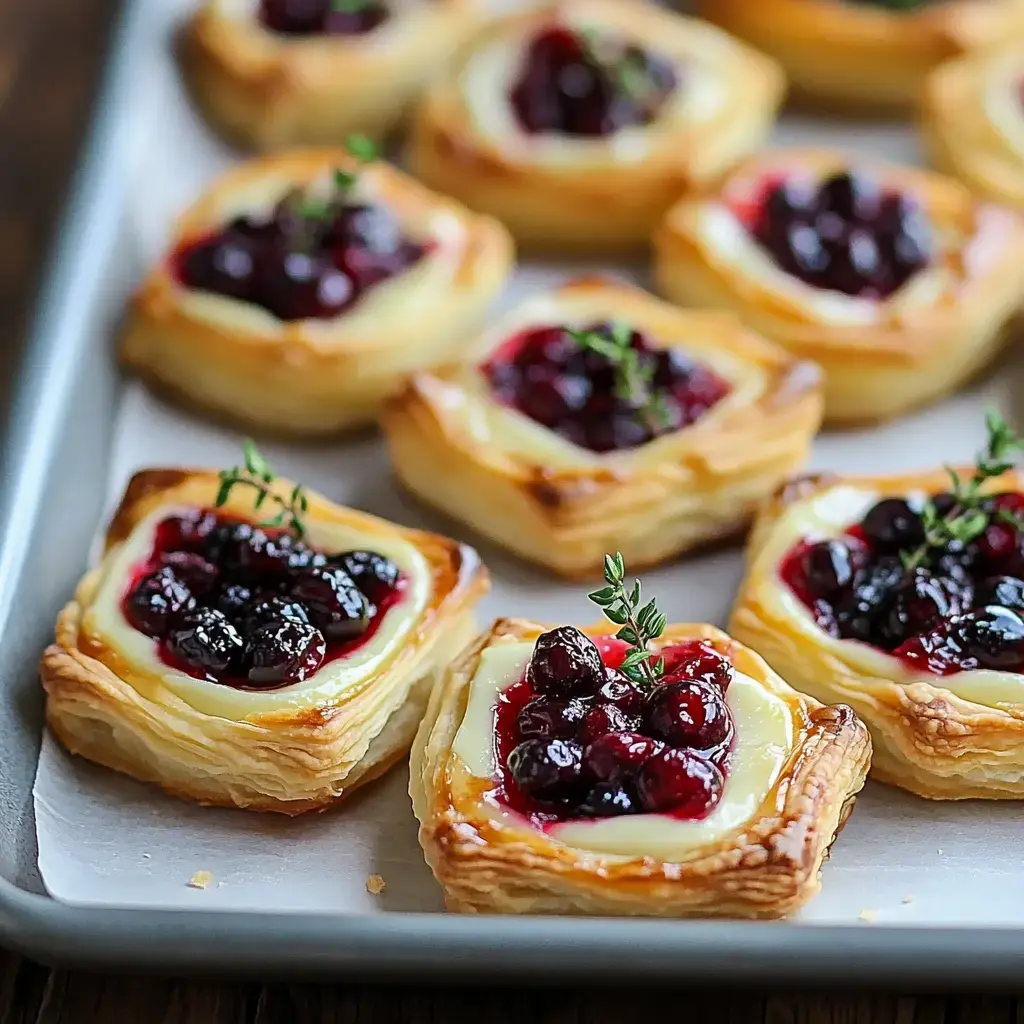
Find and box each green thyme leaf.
[216,443,309,540]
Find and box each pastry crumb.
[936,848,944,855]
[858,909,878,922]
[366,874,387,895]
[141,853,151,860]
[902,895,916,904]
[188,870,214,890]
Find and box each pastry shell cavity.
[404,0,785,253]
[380,277,823,579]
[410,618,871,919]
[120,148,514,437]
[654,148,1024,426]
[40,468,489,815]
[729,469,1024,801]
[697,0,1024,114]
[181,0,491,150]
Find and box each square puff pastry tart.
[181,0,491,151]
[120,148,514,437]
[729,469,1024,800]
[654,148,1024,426]
[697,0,1024,114]
[380,277,823,579]
[404,0,785,253]
[40,468,488,814]
[924,46,1024,211]
[410,618,871,918]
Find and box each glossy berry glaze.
[780,492,1024,675]
[494,627,735,827]
[483,323,730,453]
[175,194,425,321]
[121,510,404,689]
[509,26,677,137]
[735,170,933,300]
[259,0,389,36]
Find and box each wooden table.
[0,0,1020,1019]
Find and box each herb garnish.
[215,441,309,540]
[588,552,667,689]
[900,410,1024,572]
[331,0,376,12]
[290,133,378,242]
[577,27,660,106]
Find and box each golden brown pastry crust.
[654,148,1024,426]
[119,149,514,437]
[729,468,1024,800]
[410,618,871,918]
[380,277,823,579]
[181,0,491,150]
[698,0,1024,114]
[405,0,785,253]
[40,468,488,815]
[924,46,1024,210]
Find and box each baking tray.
[4,0,1024,984]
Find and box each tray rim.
[4,0,1024,984]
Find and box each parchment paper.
[32,0,1024,922]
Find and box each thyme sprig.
[215,441,309,540]
[900,410,1024,572]
[331,0,376,12]
[290,133,378,241]
[577,27,659,106]
[588,552,667,689]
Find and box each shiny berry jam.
[495,627,735,827]
[740,170,932,299]
[175,196,424,321]
[483,323,730,454]
[121,509,404,689]
[509,26,677,137]
[259,0,389,35]
[780,491,1024,674]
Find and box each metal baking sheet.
[3,0,1024,981]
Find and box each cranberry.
[659,640,733,691]
[290,566,371,641]
[577,704,638,746]
[258,252,354,321]
[159,552,218,596]
[125,568,195,638]
[166,607,244,675]
[595,671,646,715]
[244,621,326,687]
[957,606,1024,670]
[333,550,401,603]
[636,748,723,816]
[526,626,604,698]
[801,540,860,599]
[976,521,1021,569]
[861,498,925,551]
[577,783,637,818]
[516,697,588,740]
[976,576,1024,611]
[507,738,584,798]
[180,239,256,302]
[582,732,664,783]
[155,510,220,553]
[243,595,311,635]
[643,680,733,751]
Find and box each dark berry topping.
[290,566,372,642]
[334,550,402,603]
[596,671,646,715]
[526,626,605,698]
[577,703,638,746]
[643,680,732,751]
[659,640,734,692]
[166,607,245,676]
[244,621,327,687]
[861,498,925,552]
[582,732,664,783]
[577,783,637,818]
[635,748,723,816]
[259,0,388,36]
[508,738,584,798]
[516,697,588,739]
[800,540,862,599]
[213,583,255,624]
[975,576,1024,612]
[124,567,196,638]
[243,595,311,635]
[158,552,219,596]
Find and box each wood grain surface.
[0,0,1021,1019]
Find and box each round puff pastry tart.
[181,0,490,151]
[728,443,1024,800]
[410,611,870,918]
[40,456,488,814]
[120,145,514,437]
[924,46,1024,211]
[697,0,1024,115]
[404,0,785,253]
[654,149,1024,425]
[380,276,823,579]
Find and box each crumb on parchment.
[902,895,916,904]
[858,909,878,922]
[366,874,386,895]
[188,870,214,890]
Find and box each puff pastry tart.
[697,0,1024,114]
[924,46,1024,211]
[39,451,488,814]
[404,0,785,252]
[729,417,1024,799]
[120,145,514,437]
[410,587,870,917]
[381,277,823,579]
[181,0,489,150]
[654,149,1024,425]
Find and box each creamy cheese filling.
[452,640,794,859]
[982,57,1024,160]
[753,485,1024,708]
[84,505,432,721]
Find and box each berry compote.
[780,491,1024,675]
[509,26,678,137]
[121,509,404,689]
[495,627,735,827]
[483,323,730,453]
[740,170,933,299]
[259,0,389,36]
[175,190,425,321]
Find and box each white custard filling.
[83,506,431,721]
[982,56,1024,160]
[452,640,794,859]
[753,485,1024,708]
